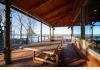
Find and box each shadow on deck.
[59,44,87,67]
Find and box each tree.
[11,9,36,43]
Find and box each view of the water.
[1,34,100,51]
[11,34,72,42]
[11,34,100,42]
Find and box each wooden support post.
[80,6,88,55]
[80,7,85,40]
[91,26,93,40]
[26,35,29,44]
[80,0,89,40]
[91,22,95,40]
[52,27,55,41]
[4,0,11,64]
[38,36,39,42]
[40,22,42,42]
[71,26,73,40]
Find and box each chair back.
[54,43,62,54]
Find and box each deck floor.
[0,42,100,67]
[59,44,87,67]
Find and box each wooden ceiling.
[0,0,86,27]
[88,0,100,22]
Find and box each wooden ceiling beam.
[11,4,52,27]
[47,14,66,22]
[58,15,72,22]
[42,1,73,19]
[73,0,80,12]
[73,0,88,22]
[73,0,86,16]
[1,0,85,27]
[27,0,48,10]
[47,14,72,23]
[50,21,73,27]
[48,16,75,27]
[46,10,68,20]
[40,1,73,18]
[44,9,72,20]
[48,16,72,25]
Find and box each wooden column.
[4,0,11,64]
[91,22,95,40]
[80,7,85,39]
[38,36,39,42]
[80,5,90,56]
[91,25,94,40]
[40,22,42,42]
[71,26,74,40]
[80,0,89,39]
[80,6,87,55]
[52,27,55,41]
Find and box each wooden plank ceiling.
[1,0,85,27]
[88,0,100,22]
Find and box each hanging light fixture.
[93,9,98,12]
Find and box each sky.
[0,3,100,36]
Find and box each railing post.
[4,0,12,64]
[38,36,39,42]
[44,36,45,41]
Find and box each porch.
[0,0,100,67]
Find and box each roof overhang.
[0,0,93,27]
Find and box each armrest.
[24,48,40,52]
[43,51,55,55]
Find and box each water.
[1,34,100,51]
[10,34,100,43]
[29,35,49,43]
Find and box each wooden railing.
[9,34,72,50]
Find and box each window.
[86,22,100,54]
[73,26,81,40]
